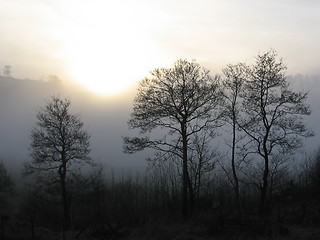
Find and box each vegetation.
[221,62,246,214]
[24,96,92,230]
[123,59,224,218]
[0,51,319,239]
[0,160,14,212]
[239,51,313,215]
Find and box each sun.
[56,1,163,96]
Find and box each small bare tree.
[2,65,11,78]
[188,130,218,200]
[0,160,13,195]
[24,96,92,230]
[0,160,14,214]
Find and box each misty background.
[0,73,319,176]
[1,1,320,239]
[0,75,148,174]
[1,0,320,183]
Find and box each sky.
[0,0,320,96]
[0,0,320,172]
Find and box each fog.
[0,76,148,174]
[0,74,319,175]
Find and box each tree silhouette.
[222,63,247,214]
[239,50,313,215]
[24,96,91,230]
[0,160,14,212]
[3,65,11,78]
[123,59,224,218]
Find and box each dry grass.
[3,222,320,240]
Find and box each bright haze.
[0,0,320,171]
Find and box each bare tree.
[188,130,218,200]
[239,50,313,215]
[2,65,11,78]
[24,96,92,230]
[0,160,14,213]
[222,63,247,214]
[302,148,320,200]
[148,129,218,208]
[0,160,13,195]
[123,59,224,218]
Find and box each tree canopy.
[25,96,92,229]
[239,50,313,214]
[124,59,224,218]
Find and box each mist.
[1,73,319,175]
[0,76,148,175]
[1,67,320,240]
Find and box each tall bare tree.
[239,50,313,215]
[25,96,91,230]
[123,59,224,218]
[222,63,247,214]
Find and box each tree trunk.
[187,171,194,217]
[182,123,189,220]
[231,116,241,215]
[60,163,71,230]
[259,140,269,216]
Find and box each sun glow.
[56,1,164,96]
